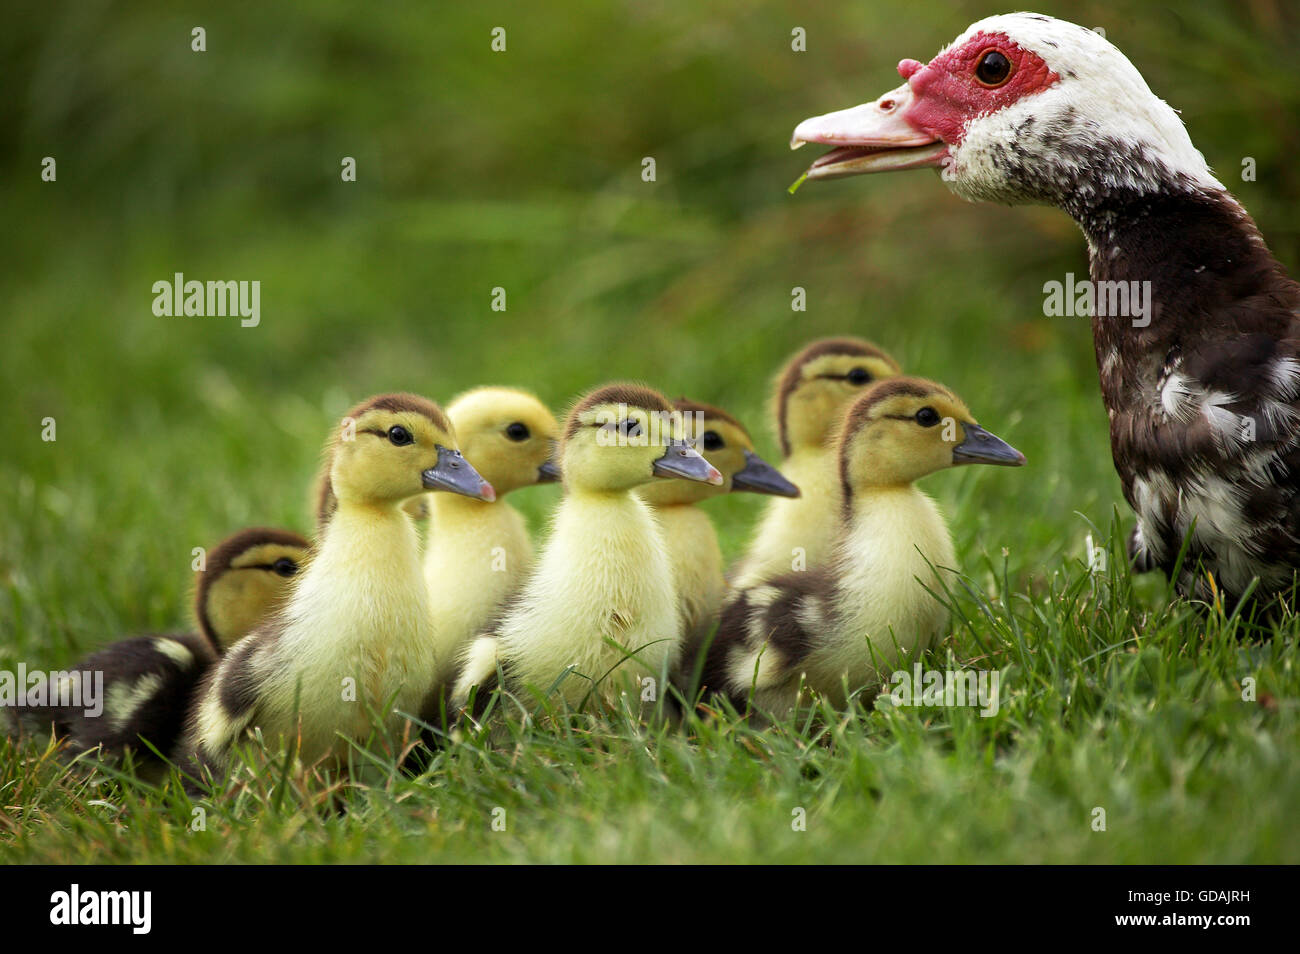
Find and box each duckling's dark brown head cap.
[671,397,751,440]
[840,377,956,438]
[194,526,311,646]
[564,382,674,441]
[345,392,451,433]
[776,337,901,454]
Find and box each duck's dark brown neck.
[1073,186,1298,402]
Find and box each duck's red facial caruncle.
[791,31,1059,182]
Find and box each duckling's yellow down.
[193,504,440,765]
[451,382,723,720]
[653,503,725,647]
[731,337,902,588]
[423,493,532,682]
[455,489,679,710]
[422,386,558,684]
[186,393,489,773]
[730,446,839,588]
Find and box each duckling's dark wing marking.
[15,633,217,765]
[756,574,826,668]
[703,569,833,710]
[216,635,265,720]
[178,630,281,783]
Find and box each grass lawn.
[2,0,1298,863]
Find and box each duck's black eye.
[271,557,298,577]
[702,430,724,452]
[620,418,642,438]
[846,367,872,386]
[505,422,530,442]
[387,425,414,446]
[915,407,941,428]
[975,49,1012,87]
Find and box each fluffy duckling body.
[638,398,798,655]
[7,528,308,769]
[183,394,493,777]
[452,383,722,715]
[704,377,1023,714]
[732,338,901,589]
[422,387,559,685]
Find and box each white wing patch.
[152,638,195,668]
[1160,371,1196,421]
[1266,356,1300,400]
[106,674,166,732]
[1201,389,1244,448]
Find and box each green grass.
[2,0,1299,863]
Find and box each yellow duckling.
[7,527,309,770]
[731,337,901,589]
[195,528,311,654]
[704,377,1024,715]
[638,398,798,656]
[182,394,493,779]
[451,383,722,717]
[422,386,560,685]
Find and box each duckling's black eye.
[975,49,1012,87]
[387,425,414,446]
[620,419,642,438]
[915,407,941,428]
[846,367,872,386]
[505,422,530,442]
[271,558,298,577]
[702,430,724,452]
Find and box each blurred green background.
[2,0,1297,660]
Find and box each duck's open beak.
[654,441,724,485]
[537,457,562,483]
[790,83,946,185]
[731,450,800,497]
[952,424,1026,467]
[424,446,496,501]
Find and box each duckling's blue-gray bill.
[537,458,563,483]
[654,441,725,485]
[952,424,1026,467]
[731,450,801,497]
[423,445,497,500]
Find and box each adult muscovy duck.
[790,12,1300,607]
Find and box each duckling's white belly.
[263,510,438,762]
[498,494,680,708]
[809,488,956,703]
[732,448,840,589]
[424,499,532,682]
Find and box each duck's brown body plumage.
[1087,189,1300,603]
